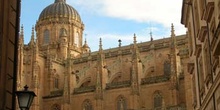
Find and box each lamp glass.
[17,92,31,108]
[27,93,35,108]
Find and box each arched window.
[117,95,127,110]
[74,32,79,47]
[51,104,61,110]
[54,75,59,89]
[164,60,171,76]
[154,91,163,109]
[82,99,93,110]
[44,29,50,44]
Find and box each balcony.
[141,75,170,85]
[187,63,195,74]
[198,26,207,42]
[106,80,131,90]
[212,57,219,75]
[194,44,202,57]
[213,22,220,56]
[205,73,212,88]
[42,89,63,99]
[74,85,95,94]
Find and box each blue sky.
[21,0,186,51]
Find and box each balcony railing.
[42,89,63,99]
[106,80,131,90]
[141,75,170,85]
[74,85,96,94]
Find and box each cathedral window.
[164,60,171,76]
[154,91,163,109]
[44,29,50,44]
[54,75,59,89]
[51,104,61,110]
[82,99,93,110]
[117,95,127,110]
[74,32,79,47]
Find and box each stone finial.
[31,25,35,41]
[28,25,35,46]
[118,39,122,47]
[19,25,24,45]
[84,38,87,45]
[31,26,34,36]
[55,0,66,3]
[133,33,137,44]
[99,38,102,51]
[20,24,24,36]
[150,31,153,41]
[171,23,175,37]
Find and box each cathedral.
[17,0,192,110]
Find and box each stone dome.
[38,0,81,22]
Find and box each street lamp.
[15,85,36,110]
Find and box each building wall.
[0,0,20,109]
[19,33,191,110]
[181,0,220,109]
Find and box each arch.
[51,104,61,110]
[145,66,155,77]
[54,74,59,89]
[116,95,127,110]
[78,77,91,88]
[153,90,163,109]
[43,29,50,44]
[109,72,121,83]
[82,99,93,110]
[164,60,171,76]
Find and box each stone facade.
[181,0,220,110]
[0,0,20,109]
[17,0,192,110]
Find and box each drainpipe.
[184,1,202,107]
[13,0,21,109]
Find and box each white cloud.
[68,0,186,35]
[67,0,186,51]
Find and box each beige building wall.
[181,0,220,109]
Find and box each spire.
[20,24,24,36]
[133,33,137,45]
[55,0,66,3]
[99,38,103,51]
[169,23,178,90]
[31,25,35,40]
[84,38,87,45]
[150,31,153,41]
[19,25,24,45]
[171,23,175,37]
[170,23,176,49]
[29,25,35,46]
